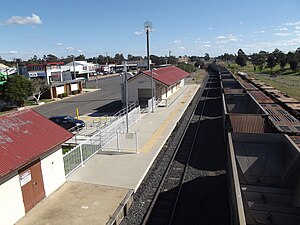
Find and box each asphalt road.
[34,75,123,118]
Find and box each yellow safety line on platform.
[139,91,193,153]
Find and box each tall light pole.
[144,20,154,112]
[144,20,152,70]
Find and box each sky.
[0,0,300,60]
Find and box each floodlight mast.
[144,20,152,70]
[144,20,155,112]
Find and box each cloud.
[179,46,186,50]
[240,21,244,25]
[295,26,300,30]
[215,34,238,44]
[4,14,42,25]
[8,50,18,55]
[279,27,288,31]
[171,40,182,45]
[208,27,213,30]
[134,31,143,35]
[77,49,83,53]
[274,32,293,36]
[66,47,74,51]
[56,42,63,46]
[253,30,265,34]
[285,21,300,26]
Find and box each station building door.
[19,159,45,212]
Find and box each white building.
[64,60,96,80]
[123,66,189,108]
[0,110,73,225]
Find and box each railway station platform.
[16,83,200,225]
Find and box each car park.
[49,115,85,131]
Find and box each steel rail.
[141,73,212,225]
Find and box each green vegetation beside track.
[227,62,300,101]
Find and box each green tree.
[75,54,86,61]
[2,75,33,107]
[266,54,276,73]
[286,52,299,70]
[290,60,299,70]
[45,54,59,62]
[251,53,265,72]
[204,53,210,62]
[235,49,247,67]
[177,63,195,73]
[31,78,49,104]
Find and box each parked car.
[49,115,85,131]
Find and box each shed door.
[19,160,45,213]
[138,88,152,107]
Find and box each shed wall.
[41,149,66,197]
[0,175,25,225]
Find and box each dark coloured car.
[49,115,85,131]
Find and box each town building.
[0,109,72,225]
[20,62,65,85]
[63,60,96,80]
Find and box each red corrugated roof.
[142,66,189,86]
[0,109,73,179]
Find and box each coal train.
[211,64,300,225]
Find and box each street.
[34,75,123,118]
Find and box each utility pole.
[72,56,76,80]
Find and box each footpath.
[16,82,200,225]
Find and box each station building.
[0,110,72,225]
[124,66,189,108]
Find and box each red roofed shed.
[0,109,72,223]
[125,66,190,108]
[0,109,72,179]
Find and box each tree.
[177,63,195,73]
[235,49,247,67]
[2,75,33,107]
[45,54,59,62]
[75,54,86,61]
[266,54,276,73]
[31,78,49,104]
[251,53,266,72]
[286,52,299,70]
[204,53,210,62]
[272,48,282,64]
[290,60,299,70]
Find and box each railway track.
[142,70,230,225]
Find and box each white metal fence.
[63,105,141,176]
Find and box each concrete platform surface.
[67,84,200,191]
[16,182,129,225]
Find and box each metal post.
[72,57,76,80]
[80,145,84,167]
[135,131,138,154]
[146,29,150,70]
[116,131,120,152]
[151,68,154,113]
[124,64,129,133]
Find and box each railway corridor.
[146,71,231,225]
